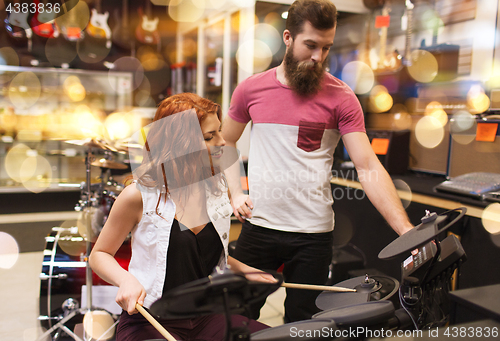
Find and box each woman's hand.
[244,271,278,283]
[115,275,147,315]
[227,256,277,283]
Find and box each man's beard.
[284,44,328,96]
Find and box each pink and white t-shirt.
[228,67,365,233]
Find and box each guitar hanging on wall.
[85,0,112,48]
[4,0,33,52]
[369,0,402,73]
[77,0,112,67]
[135,0,161,52]
[30,0,59,39]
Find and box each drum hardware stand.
[37,147,96,341]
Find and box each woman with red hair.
[90,93,272,341]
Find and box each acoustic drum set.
[38,138,133,341]
[37,135,469,341]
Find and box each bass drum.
[39,226,131,330]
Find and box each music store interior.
[1,0,500,340]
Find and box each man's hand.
[231,193,254,223]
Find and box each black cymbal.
[312,301,395,328]
[378,207,467,259]
[150,270,283,319]
[315,275,399,311]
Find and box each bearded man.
[222,0,414,323]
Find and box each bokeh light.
[369,85,393,113]
[57,225,86,256]
[137,46,168,71]
[55,0,90,37]
[232,0,257,8]
[105,112,134,140]
[415,116,444,149]
[21,155,53,193]
[467,85,490,113]
[236,40,273,74]
[407,50,438,83]
[77,207,104,243]
[421,9,444,36]
[5,143,32,183]
[169,0,205,23]
[0,232,20,269]
[393,179,412,209]
[45,36,78,67]
[0,46,19,67]
[482,203,500,235]
[425,101,448,127]
[341,61,375,95]
[109,57,144,93]
[83,310,116,340]
[182,38,197,58]
[450,111,477,145]
[391,104,412,130]
[8,72,42,110]
[249,23,282,55]
[209,0,229,9]
[264,11,282,27]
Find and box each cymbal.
[315,275,399,311]
[65,138,118,152]
[378,207,467,259]
[150,270,283,319]
[91,159,128,169]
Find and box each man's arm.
[342,132,414,235]
[221,116,253,222]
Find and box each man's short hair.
[286,0,338,38]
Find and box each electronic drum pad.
[378,207,467,259]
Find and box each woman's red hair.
[134,93,224,198]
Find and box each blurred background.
[1,0,500,340]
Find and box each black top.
[163,218,223,293]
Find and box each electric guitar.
[85,0,111,48]
[30,0,59,39]
[135,0,161,51]
[370,0,402,73]
[4,0,33,51]
[57,0,84,42]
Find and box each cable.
[399,286,419,330]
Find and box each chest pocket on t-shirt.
[297,120,326,152]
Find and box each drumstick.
[136,303,177,341]
[281,282,356,292]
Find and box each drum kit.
[37,139,469,341]
[145,208,467,341]
[38,138,133,341]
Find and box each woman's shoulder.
[116,182,143,207]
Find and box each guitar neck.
[403,0,414,66]
[377,6,390,70]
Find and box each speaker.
[422,43,460,83]
[409,115,450,175]
[448,119,500,177]
[366,129,411,175]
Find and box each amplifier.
[448,119,500,177]
[409,115,450,175]
[366,129,410,175]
